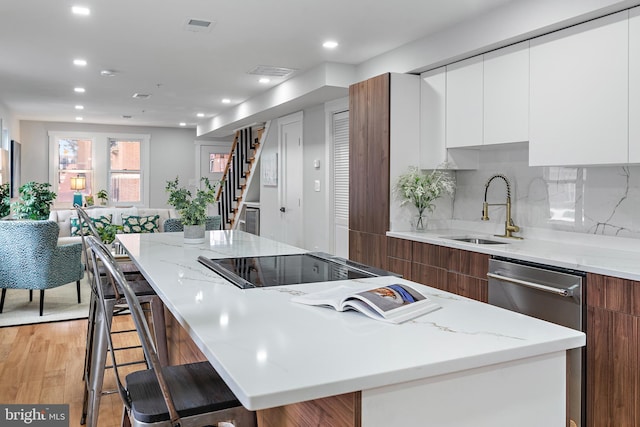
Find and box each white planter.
[183,223,206,244]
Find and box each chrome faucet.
[482,174,522,239]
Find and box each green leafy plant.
[97,224,123,244]
[96,189,109,205]
[85,195,95,206]
[12,181,57,220]
[165,176,219,226]
[395,166,455,227]
[0,183,10,218]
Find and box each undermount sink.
[442,236,508,245]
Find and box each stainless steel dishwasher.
[488,257,585,427]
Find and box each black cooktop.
[197,252,395,289]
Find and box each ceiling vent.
[247,65,297,78]
[132,93,151,99]
[184,18,215,33]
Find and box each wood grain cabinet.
[348,74,390,269]
[387,238,489,303]
[586,273,640,427]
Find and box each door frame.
[324,97,349,256]
[277,111,304,247]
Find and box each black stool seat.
[100,275,156,299]
[127,361,242,424]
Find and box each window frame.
[49,131,150,207]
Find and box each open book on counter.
[291,282,441,324]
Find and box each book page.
[350,284,426,313]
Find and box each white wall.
[302,104,329,252]
[357,0,640,80]
[259,107,329,252]
[20,120,209,207]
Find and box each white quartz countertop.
[387,228,640,281]
[117,230,585,411]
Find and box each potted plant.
[12,181,57,220]
[97,224,123,244]
[165,176,219,243]
[96,189,109,206]
[395,166,455,231]
[0,183,10,218]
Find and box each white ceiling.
[0,0,516,131]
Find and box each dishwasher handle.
[487,272,576,297]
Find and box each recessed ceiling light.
[75,116,83,121]
[132,93,150,99]
[71,6,90,15]
[323,40,339,49]
[74,87,85,93]
[73,59,87,66]
[179,122,186,127]
[75,105,84,110]
[197,113,205,117]
[221,98,231,104]
[100,70,117,77]
[258,78,270,84]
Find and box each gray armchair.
[0,219,84,316]
[163,215,222,232]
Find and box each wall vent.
[184,18,215,33]
[247,65,297,78]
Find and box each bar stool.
[75,206,167,427]
[85,235,256,427]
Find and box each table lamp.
[70,175,86,207]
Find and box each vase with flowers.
[395,166,455,231]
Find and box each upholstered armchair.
[0,219,84,316]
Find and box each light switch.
[314,180,320,192]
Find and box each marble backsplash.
[445,144,640,240]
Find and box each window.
[109,139,141,204]
[55,138,93,204]
[209,153,229,173]
[49,131,150,207]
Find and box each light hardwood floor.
[0,316,145,427]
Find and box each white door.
[332,110,349,258]
[279,114,303,248]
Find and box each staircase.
[216,124,266,229]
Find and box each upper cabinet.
[630,7,640,163]
[446,55,483,148]
[420,67,478,170]
[529,11,629,166]
[483,41,529,145]
[444,41,529,150]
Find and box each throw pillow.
[70,215,113,236]
[121,214,159,233]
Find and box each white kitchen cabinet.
[483,41,529,145]
[420,67,478,170]
[630,7,640,163]
[529,11,629,166]
[446,55,483,148]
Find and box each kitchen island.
[117,230,585,427]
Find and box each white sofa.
[49,206,179,245]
